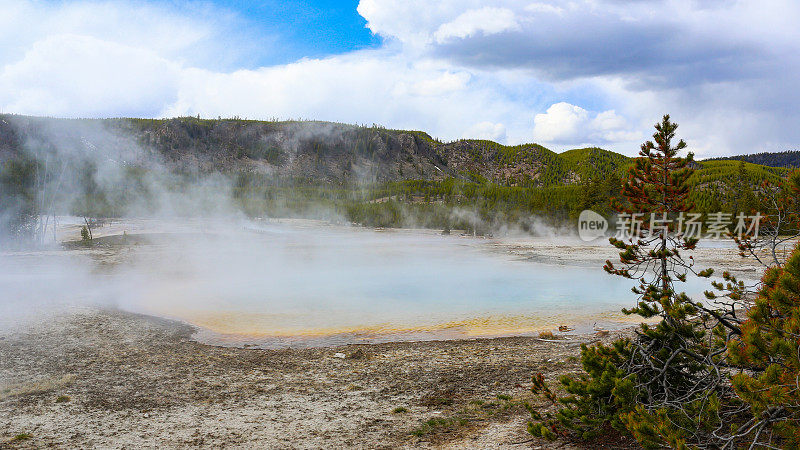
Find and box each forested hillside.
[0,115,631,187]
[705,150,800,168]
[0,114,796,237]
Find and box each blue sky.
[208,0,381,66]
[0,0,798,157]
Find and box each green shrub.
[12,433,32,441]
[80,226,90,241]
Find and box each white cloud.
[407,72,470,96]
[357,0,469,47]
[355,0,800,156]
[0,0,796,157]
[524,3,564,15]
[532,103,589,143]
[159,53,531,147]
[434,7,519,43]
[0,34,181,117]
[533,102,639,146]
[0,0,537,147]
[0,0,248,71]
[463,121,507,142]
[592,110,640,143]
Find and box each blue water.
[117,223,714,344]
[0,221,717,346]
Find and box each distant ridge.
[0,114,792,192]
[704,150,800,168]
[0,114,631,187]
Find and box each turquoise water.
[0,221,716,347]
[117,223,713,345]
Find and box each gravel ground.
[0,308,636,449]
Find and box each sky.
[0,0,798,158]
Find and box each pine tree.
[0,157,39,245]
[604,115,715,394]
[602,116,727,446]
[80,225,90,241]
[529,116,728,446]
[731,160,758,214]
[727,243,800,447]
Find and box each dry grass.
[538,331,557,340]
[0,374,76,400]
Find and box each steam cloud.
[0,116,621,342]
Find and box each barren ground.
[0,219,766,449]
[0,308,638,449]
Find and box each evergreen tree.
[529,116,731,447]
[732,160,758,214]
[0,157,39,244]
[574,171,622,218]
[726,243,800,447]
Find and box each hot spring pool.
[117,222,714,346]
[0,220,715,347]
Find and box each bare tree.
[734,171,800,269]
